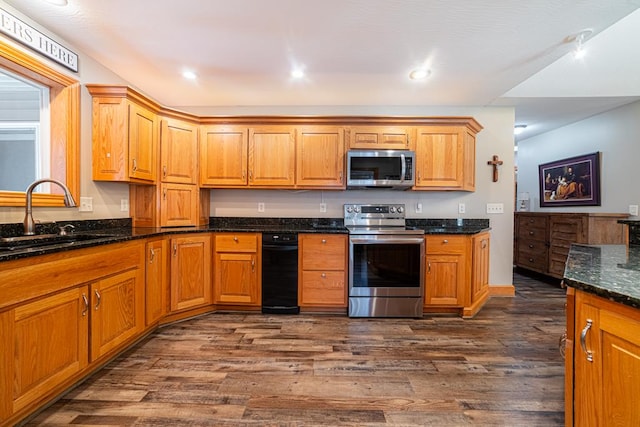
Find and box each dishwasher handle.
[262,244,298,251]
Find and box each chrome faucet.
[24,178,77,235]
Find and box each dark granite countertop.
[564,244,640,309]
[0,217,490,263]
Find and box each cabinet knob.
[442,239,448,244]
[529,231,534,235]
[528,244,534,249]
[528,258,534,263]
[321,239,327,244]
[234,236,239,242]
[321,273,326,278]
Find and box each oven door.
[349,234,425,297]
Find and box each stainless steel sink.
[0,233,117,251]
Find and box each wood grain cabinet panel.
[89,88,158,183]
[160,118,198,184]
[347,126,413,150]
[299,234,347,308]
[249,126,296,187]
[11,286,89,415]
[90,268,145,361]
[296,126,345,188]
[170,234,212,312]
[213,233,261,306]
[568,290,640,426]
[414,126,475,191]
[199,125,249,187]
[146,238,168,326]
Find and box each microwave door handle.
[400,153,406,183]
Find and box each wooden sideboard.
[514,213,628,279]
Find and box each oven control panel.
[344,204,406,223]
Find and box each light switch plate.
[486,203,504,214]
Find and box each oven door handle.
[349,236,424,245]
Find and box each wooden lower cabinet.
[213,233,261,306]
[567,288,640,426]
[0,241,146,427]
[424,232,490,317]
[170,234,212,312]
[298,234,347,309]
[90,268,145,361]
[11,287,89,415]
[145,238,168,325]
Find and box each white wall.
[517,100,640,216]
[0,2,516,289]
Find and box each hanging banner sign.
[0,7,78,72]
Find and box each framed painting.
[539,152,601,207]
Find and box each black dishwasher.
[262,233,299,314]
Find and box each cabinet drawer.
[301,235,346,270]
[425,235,467,254]
[516,251,547,271]
[214,233,258,252]
[517,239,547,254]
[300,271,346,306]
[518,215,548,230]
[518,227,547,241]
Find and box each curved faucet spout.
[24,179,77,235]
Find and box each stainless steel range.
[344,204,425,318]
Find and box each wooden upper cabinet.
[90,89,158,183]
[200,125,248,187]
[414,126,475,191]
[347,126,413,150]
[249,126,296,187]
[296,126,345,189]
[160,118,198,184]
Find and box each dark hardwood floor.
[26,272,566,426]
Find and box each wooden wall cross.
[487,155,503,182]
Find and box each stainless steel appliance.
[345,203,425,317]
[262,233,299,314]
[346,150,415,190]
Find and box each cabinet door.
[11,286,89,414]
[170,235,212,311]
[146,239,168,326]
[299,234,347,307]
[160,118,198,184]
[90,268,144,361]
[415,126,466,190]
[425,253,465,306]
[296,126,345,188]
[471,233,490,304]
[214,252,259,305]
[348,126,412,150]
[160,183,199,227]
[200,126,248,187]
[249,126,296,187]
[91,96,128,181]
[128,102,157,182]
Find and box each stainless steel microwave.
[346,150,415,190]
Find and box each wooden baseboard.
[489,284,515,297]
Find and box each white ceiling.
[4,0,640,141]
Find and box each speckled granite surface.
[0,217,490,263]
[618,219,640,246]
[564,244,640,309]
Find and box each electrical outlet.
[486,203,504,214]
[458,203,465,214]
[258,202,265,213]
[79,197,93,212]
[120,199,129,212]
[319,203,327,213]
[630,205,639,216]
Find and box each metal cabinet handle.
[132,158,137,172]
[163,165,167,178]
[94,289,101,310]
[149,248,155,263]
[251,257,255,272]
[163,189,167,200]
[580,319,594,362]
[242,171,246,180]
[249,171,253,181]
[173,243,177,256]
[339,171,343,182]
[427,262,431,273]
[559,331,567,359]
[82,293,89,316]
[482,240,488,249]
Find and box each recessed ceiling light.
[291,68,305,79]
[514,124,527,135]
[43,0,68,5]
[182,70,197,80]
[409,68,430,80]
